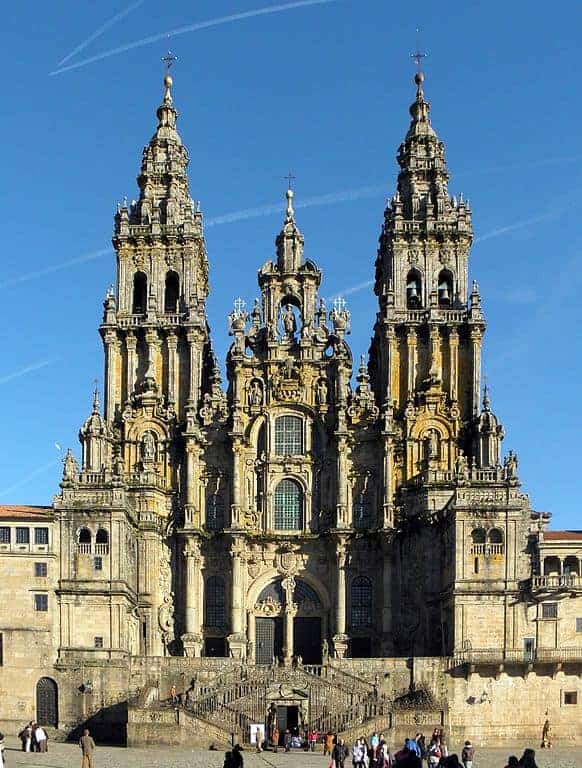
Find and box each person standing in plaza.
[324,731,334,757]
[517,749,538,768]
[460,740,474,768]
[79,728,96,768]
[18,722,33,752]
[308,728,318,752]
[352,738,366,768]
[332,737,348,768]
[272,726,279,752]
[34,724,48,753]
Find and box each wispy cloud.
[0,459,61,499]
[49,0,337,76]
[0,360,54,386]
[473,211,559,244]
[57,0,145,67]
[206,184,385,227]
[0,247,112,289]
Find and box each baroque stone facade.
[1,69,582,744]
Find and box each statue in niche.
[141,431,157,464]
[248,379,263,406]
[315,378,328,406]
[282,304,297,336]
[425,429,439,461]
[454,449,469,480]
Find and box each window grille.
[34,563,47,578]
[204,576,226,627]
[34,528,49,545]
[94,557,103,571]
[206,493,225,530]
[351,577,372,628]
[34,594,48,612]
[94,637,104,648]
[0,527,9,544]
[542,603,558,619]
[274,416,303,455]
[274,479,303,530]
[16,528,30,544]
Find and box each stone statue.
[315,378,328,406]
[248,380,263,406]
[322,638,329,662]
[504,450,518,480]
[141,431,157,463]
[425,429,439,461]
[62,449,78,481]
[282,305,296,336]
[454,449,469,480]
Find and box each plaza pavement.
[3,738,580,768]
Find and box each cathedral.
[1,67,581,747]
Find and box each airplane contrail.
[0,247,112,289]
[0,360,54,386]
[0,459,61,499]
[205,184,386,227]
[57,0,146,67]
[50,0,337,76]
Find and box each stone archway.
[250,577,325,665]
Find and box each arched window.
[274,479,303,530]
[406,270,422,308]
[488,528,503,544]
[274,415,303,455]
[132,272,147,314]
[438,270,454,307]
[353,488,372,530]
[206,493,225,531]
[471,529,486,545]
[95,528,109,555]
[164,271,180,313]
[351,577,372,628]
[204,576,226,627]
[293,580,321,607]
[77,527,91,554]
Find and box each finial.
[161,51,177,104]
[483,377,491,411]
[92,379,100,414]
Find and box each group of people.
[17,722,49,752]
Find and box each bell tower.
[369,68,486,509]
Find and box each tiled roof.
[0,505,52,521]
[543,530,582,541]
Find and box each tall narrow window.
[164,271,180,313]
[34,528,49,545]
[16,528,30,544]
[34,563,47,578]
[34,594,48,612]
[78,527,91,554]
[406,270,422,308]
[204,576,226,627]
[132,272,147,314]
[95,529,109,555]
[437,270,454,307]
[206,493,225,531]
[353,488,372,530]
[0,527,10,544]
[274,479,303,530]
[351,577,372,628]
[275,416,303,455]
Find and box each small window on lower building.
[564,691,578,705]
[34,563,47,578]
[94,636,104,648]
[0,527,10,544]
[577,618,582,633]
[16,528,30,544]
[34,527,49,545]
[34,594,48,612]
[94,556,103,571]
[542,602,558,619]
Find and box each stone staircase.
[180,663,389,744]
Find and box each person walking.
[460,741,474,768]
[79,728,96,768]
[272,726,280,752]
[231,744,244,768]
[19,722,33,752]
[169,684,178,706]
[332,738,348,768]
[352,738,366,768]
[284,729,291,753]
[324,731,334,757]
[309,728,318,752]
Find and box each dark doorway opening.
[294,617,322,664]
[204,637,226,657]
[276,705,299,737]
[256,617,283,665]
[36,677,58,727]
[351,636,372,658]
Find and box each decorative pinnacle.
[161,51,177,104]
[483,378,491,411]
[92,379,100,414]
[410,28,427,98]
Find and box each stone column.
[470,327,482,416]
[382,434,393,528]
[406,328,417,396]
[145,329,160,386]
[449,329,459,402]
[336,438,348,528]
[428,325,441,382]
[166,329,178,405]
[231,440,242,528]
[182,540,203,657]
[385,326,397,402]
[282,577,296,665]
[186,329,201,407]
[103,330,119,422]
[125,330,137,400]
[227,538,246,658]
[332,541,349,658]
[184,442,200,528]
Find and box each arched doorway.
[36,677,58,727]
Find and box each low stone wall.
[127,706,232,749]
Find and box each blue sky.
[1,1,580,527]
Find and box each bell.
[438,282,450,301]
[407,282,418,299]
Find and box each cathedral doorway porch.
[256,617,284,665]
[276,705,299,738]
[36,677,58,728]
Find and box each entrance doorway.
[276,704,299,736]
[294,617,322,664]
[36,677,58,727]
[256,617,284,664]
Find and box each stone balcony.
[450,647,582,678]
[529,574,582,592]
